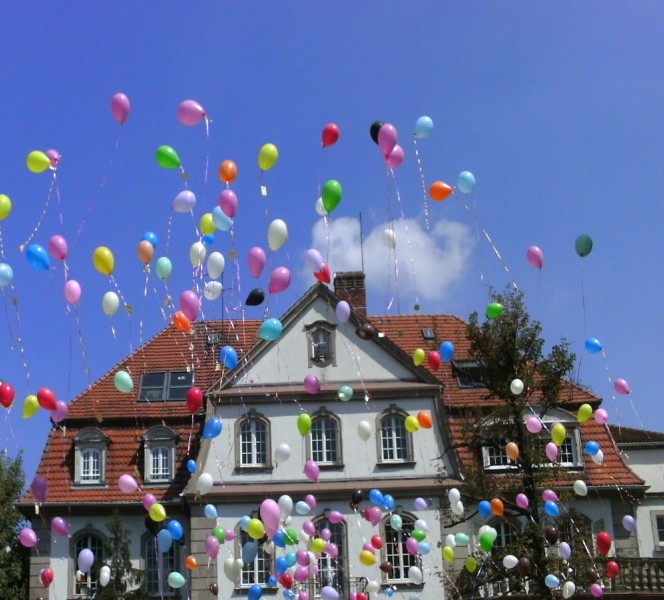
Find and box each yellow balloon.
[247,518,265,540]
[405,415,420,433]
[149,502,167,522]
[359,550,376,566]
[22,395,39,419]
[413,348,425,366]
[0,195,12,220]
[465,556,478,573]
[551,423,567,447]
[26,151,51,174]
[258,143,279,171]
[577,403,593,423]
[310,538,325,554]
[442,545,455,563]
[93,246,115,276]
[200,212,216,235]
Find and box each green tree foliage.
[0,451,28,599]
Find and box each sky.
[0,3,662,484]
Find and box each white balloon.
[223,557,241,581]
[448,487,461,505]
[268,219,288,251]
[263,540,275,555]
[189,241,206,267]
[204,281,223,301]
[408,565,423,584]
[592,449,604,464]
[207,251,226,280]
[414,519,428,532]
[562,581,576,599]
[278,494,293,521]
[275,443,291,463]
[445,533,456,547]
[196,472,214,495]
[450,500,464,516]
[573,479,588,496]
[382,228,396,249]
[510,378,524,395]
[102,291,120,316]
[357,420,372,441]
[99,565,111,587]
[503,555,518,569]
[315,197,328,216]
[365,580,380,594]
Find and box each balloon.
[457,171,476,194]
[51,516,70,537]
[0,194,10,220]
[212,208,233,233]
[0,382,14,408]
[408,565,423,584]
[544,525,558,545]
[0,263,13,287]
[404,415,419,432]
[545,574,560,589]
[219,189,238,218]
[454,532,469,546]
[596,531,612,555]
[542,489,558,502]
[247,518,265,540]
[486,302,505,319]
[189,241,206,268]
[19,527,38,547]
[156,257,172,280]
[114,370,133,394]
[37,388,57,411]
[48,235,68,260]
[417,411,432,429]
[200,213,216,235]
[386,144,404,168]
[249,584,264,600]
[248,246,267,277]
[137,240,154,264]
[185,555,199,570]
[99,565,111,587]
[180,290,200,321]
[585,440,600,457]
[559,541,571,560]
[64,280,82,304]
[245,288,265,306]
[429,181,453,201]
[111,92,131,124]
[218,345,237,370]
[503,554,518,569]
[304,375,321,394]
[414,497,427,510]
[562,581,576,598]
[442,546,455,563]
[448,487,461,505]
[479,531,494,552]
[526,416,542,433]
[142,231,158,248]
[575,234,593,257]
[186,459,197,473]
[204,281,223,301]
[31,476,48,503]
[268,266,291,293]
[297,413,312,436]
[202,417,222,439]
[464,557,478,574]
[606,560,620,579]
[40,567,54,587]
[414,116,433,138]
[173,190,196,213]
[258,318,283,341]
[335,301,351,323]
[22,395,39,419]
[93,246,114,275]
[196,472,214,495]
[337,384,353,401]
[545,442,558,462]
[369,121,384,144]
[427,351,441,370]
[440,341,455,362]
[412,348,425,366]
[577,403,593,422]
[178,99,206,125]
[592,448,604,464]
[158,529,173,553]
[552,423,567,446]
[268,219,289,251]
[205,535,220,559]
[490,498,504,516]
[143,493,157,510]
[26,244,50,270]
[377,123,398,155]
[186,387,203,413]
[258,143,279,171]
[356,323,375,340]
[357,420,371,441]
[526,246,544,270]
[622,514,636,533]
[168,571,186,588]
[118,474,138,493]
[219,160,238,183]
[382,228,396,249]
[614,378,631,395]
[322,123,340,147]
[78,548,95,573]
[544,501,560,517]
[156,145,181,169]
[321,180,343,213]
[594,408,609,424]
[517,557,530,577]
[261,499,281,539]
[573,479,588,496]
[173,311,191,333]
[585,337,603,354]
[505,442,519,461]
[304,460,320,482]
[26,151,51,173]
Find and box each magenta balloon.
[304,375,321,394]
[525,416,543,433]
[46,149,61,168]
[406,536,419,555]
[335,301,351,323]
[51,400,69,423]
[51,516,70,537]
[225,528,236,542]
[321,528,332,541]
[594,408,609,424]
[542,489,558,502]
[303,459,320,483]
[177,100,206,126]
[367,506,382,526]
[219,189,238,218]
[268,266,291,294]
[64,280,82,305]
[299,592,310,600]
[247,246,267,278]
[111,93,131,125]
[118,474,138,493]
[302,520,316,536]
[377,123,398,156]
[296,549,310,566]
[362,542,374,553]
[48,235,68,260]
[179,290,201,321]
[77,548,94,573]
[328,510,345,524]
[516,493,529,509]
[305,494,317,509]
[325,542,339,558]
[614,378,631,395]
[19,527,38,548]
[205,535,220,559]
[260,499,281,539]
[526,245,544,270]
[31,476,48,503]
[294,566,309,583]
[304,248,324,272]
[386,144,405,168]
[143,493,157,510]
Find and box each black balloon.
[209,582,219,595]
[144,515,159,535]
[370,121,383,144]
[544,525,558,545]
[351,489,364,505]
[517,557,531,577]
[245,288,265,306]
[380,561,393,575]
[586,568,601,583]
[355,323,375,340]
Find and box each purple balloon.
[78,548,95,573]
[51,400,69,423]
[304,375,321,395]
[173,190,196,213]
[19,527,38,548]
[304,248,324,272]
[516,493,529,509]
[179,290,201,321]
[414,497,427,511]
[377,123,398,156]
[31,476,48,503]
[51,516,70,537]
[205,535,220,559]
[219,189,238,218]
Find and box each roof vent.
[207,333,223,346]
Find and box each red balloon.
[356,593,368,600]
[0,382,15,408]
[427,351,441,371]
[596,531,612,556]
[186,387,203,414]
[314,264,331,284]
[37,388,57,411]
[606,560,620,579]
[279,574,293,589]
[40,567,54,587]
[322,123,340,147]
[371,534,384,549]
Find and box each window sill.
[375,461,416,469]
[72,482,107,488]
[317,463,345,471]
[234,466,274,474]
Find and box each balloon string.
[20,171,57,252]
[1,283,31,387]
[203,116,211,203]
[412,138,431,231]
[138,266,151,346]
[110,275,133,357]
[383,167,397,313]
[67,304,93,390]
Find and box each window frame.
[381,511,421,584]
[377,407,413,465]
[142,532,180,597]
[74,428,109,486]
[235,411,271,470]
[236,525,273,589]
[313,515,347,591]
[143,426,177,484]
[653,512,664,548]
[451,359,485,389]
[305,321,337,368]
[138,371,194,402]
[310,409,342,467]
[72,531,104,599]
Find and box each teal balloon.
[212,206,233,231]
[337,385,353,401]
[167,571,186,588]
[258,318,283,341]
[575,234,593,257]
[114,370,133,393]
[389,514,402,531]
[156,257,172,280]
[321,180,343,213]
[457,171,476,194]
[414,116,434,139]
[0,263,13,286]
[26,244,50,270]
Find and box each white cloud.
[307,216,476,305]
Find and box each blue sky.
[1,3,662,483]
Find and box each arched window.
[382,512,420,583]
[311,410,341,466]
[143,426,177,483]
[237,527,272,587]
[74,428,109,485]
[73,532,104,598]
[313,515,346,593]
[143,533,178,596]
[236,411,270,469]
[305,321,337,367]
[378,408,412,464]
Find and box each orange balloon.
[429,181,454,202]
[505,442,519,461]
[490,498,504,517]
[417,411,433,429]
[219,160,238,184]
[137,240,154,264]
[185,555,199,570]
[173,311,191,333]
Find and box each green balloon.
[156,145,181,169]
[479,531,494,553]
[212,526,226,543]
[284,528,299,545]
[322,179,343,213]
[297,413,312,436]
[575,234,593,257]
[156,256,172,281]
[486,302,504,319]
[411,529,427,542]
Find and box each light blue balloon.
[295,501,310,515]
[240,515,251,532]
[167,519,183,541]
[242,541,258,564]
[258,318,283,341]
[283,590,295,600]
[157,529,173,553]
[384,588,395,597]
[390,514,402,531]
[0,263,13,287]
[544,501,560,517]
[156,256,172,281]
[219,345,238,370]
[418,541,431,555]
[457,171,476,194]
[285,551,297,567]
[414,116,434,139]
[212,206,233,232]
[440,341,455,362]
[204,504,218,520]
[26,244,50,270]
[202,417,222,439]
[545,574,560,589]
[558,541,571,560]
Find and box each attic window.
[138,371,193,402]
[421,328,435,340]
[305,322,337,368]
[451,360,485,389]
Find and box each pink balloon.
[299,592,310,600]
[304,375,321,394]
[303,459,320,483]
[302,520,316,536]
[177,100,206,126]
[526,245,544,270]
[51,516,70,537]
[247,246,267,278]
[268,266,291,294]
[296,549,310,566]
[386,144,404,168]
[179,290,201,321]
[260,499,281,539]
[51,400,68,423]
[406,536,420,555]
[48,235,68,260]
[590,583,603,598]
[545,442,558,462]
[377,123,398,156]
[594,408,609,424]
[225,528,236,541]
[143,493,157,510]
[542,489,558,502]
[525,417,543,434]
[305,494,317,509]
[118,474,138,493]
[328,510,345,524]
[366,506,382,526]
[204,535,220,559]
[294,566,309,583]
[64,279,82,304]
[46,149,61,168]
[515,493,529,509]
[19,527,38,548]
[335,301,350,323]
[614,378,631,395]
[111,93,131,125]
[325,542,338,558]
[362,542,375,553]
[219,189,238,218]
[320,528,332,541]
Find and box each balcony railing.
[603,557,664,592]
[294,576,369,600]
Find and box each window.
[143,533,178,597]
[73,533,103,598]
[311,411,341,466]
[421,327,435,340]
[305,322,336,367]
[143,426,177,483]
[238,528,272,587]
[654,513,664,547]
[382,513,420,583]
[313,516,346,591]
[139,371,193,402]
[452,360,485,388]
[236,412,270,469]
[490,520,520,550]
[482,437,515,470]
[74,428,109,486]
[379,409,412,463]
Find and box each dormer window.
[138,371,193,402]
[452,360,485,388]
[74,428,109,486]
[143,426,177,483]
[305,322,336,367]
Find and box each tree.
[0,450,29,599]
[449,287,594,599]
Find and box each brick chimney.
[333,271,366,317]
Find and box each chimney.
[333,271,366,318]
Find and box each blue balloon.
[585,440,600,457]
[258,318,283,341]
[457,171,476,194]
[384,588,395,598]
[273,530,286,548]
[202,417,222,439]
[440,341,455,362]
[157,529,173,553]
[478,500,492,518]
[167,519,183,541]
[545,574,560,589]
[26,244,50,270]
[418,541,431,555]
[204,504,218,520]
[275,556,289,574]
[239,515,251,532]
[242,541,258,564]
[414,115,434,139]
[248,584,263,600]
[212,206,233,232]
[584,337,603,354]
[186,459,197,473]
[544,501,560,517]
[219,345,238,370]
[285,551,297,568]
[369,488,384,505]
[0,263,13,287]
[382,494,396,511]
[283,591,295,600]
[142,231,158,248]
[202,233,215,246]
[267,576,277,587]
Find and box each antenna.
[359,212,365,272]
